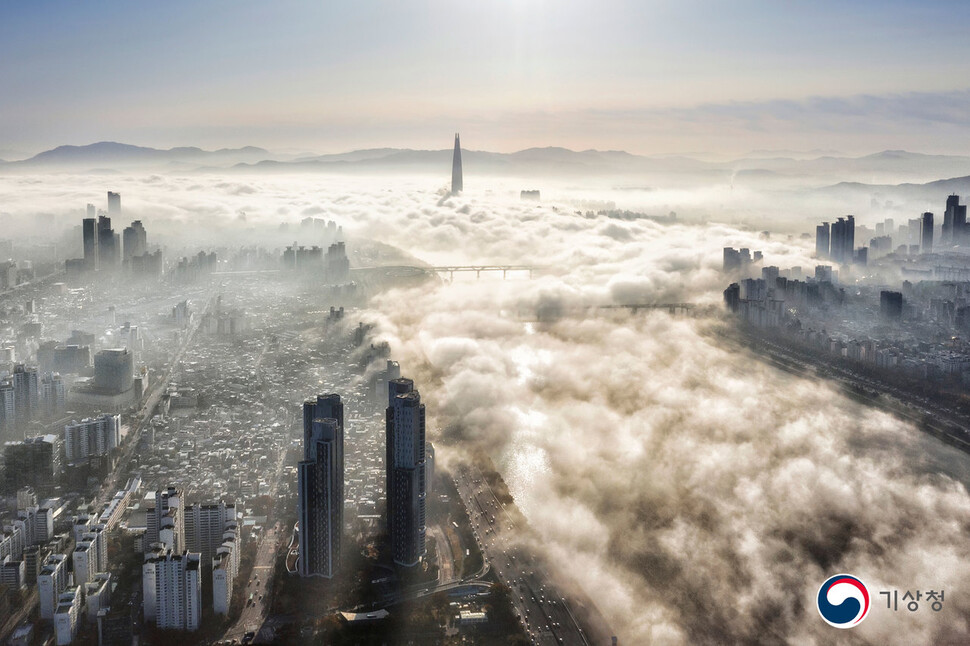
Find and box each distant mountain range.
[816,173,970,204]
[2,141,969,188]
[2,141,271,169]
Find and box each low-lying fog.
[2,170,969,644]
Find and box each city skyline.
[4,2,970,157]
[5,2,970,644]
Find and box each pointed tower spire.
[451,133,463,194]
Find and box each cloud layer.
[5,172,970,643]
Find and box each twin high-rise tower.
[386,378,427,567]
[297,377,429,577]
[297,394,344,578]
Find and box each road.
[429,524,458,586]
[223,454,287,644]
[454,463,615,646]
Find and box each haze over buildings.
[3,3,970,645]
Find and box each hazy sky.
[4,0,970,156]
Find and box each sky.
[3,0,970,157]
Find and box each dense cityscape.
[6,3,970,645]
[0,140,620,645]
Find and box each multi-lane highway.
[454,463,614,646]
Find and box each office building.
[3,435,60,494]
[944,194,957,244]
[0,381,14,433]
[12,364,39,427]
[881,291,904,320]
[830,215,855,264]
[325,242,350,284]
[452,133,463,194]
[22,544,44,585]
[921,212,934,254]
[815,222,830,258]
[97,606,134,646]
[0,557,26,590]
[122,220,147,261]
[386,378,427,567]
[107,191,121,215]
[97,215,118,268]
[82,217,98,271]
[54,342,92,374]
[298,394,344,578]
[142,547,202,631]
[93,348,134,394]
[33,506,54,544]
[946,195,968,246]
[40,372,66,416]
[63,414,121,463]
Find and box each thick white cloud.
[4,171,970,644]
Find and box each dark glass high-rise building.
[82,218,98,271]
[921,212,934,254]
[451,133,463,194]
[815,222,830,258]
[97,215,117,268]
[950,195,968,247]
[831,216,854,264]
[3,434,60,494]
[386,378,427,567]
[943,194,959,244]
[12,364,39,427]
[298,394,344,578]
[93,349,134,394]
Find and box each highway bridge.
[431,265,545,279]
[351,264,545,279]
[211,265,547,280]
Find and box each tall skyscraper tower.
[97,215,117,268]
[107,191,121,215]
[386,378,427,567]
[921,211,934,254]
[950,195,968,247]
[123,220,147,261]
[82,218,98,271]
[451,133,463,194]
[298,394,344,578]
[12,364,39,427]
[943,194,958,244]
[815,222,830,258]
